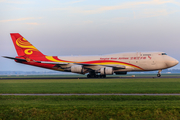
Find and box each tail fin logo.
[16,37,39,55]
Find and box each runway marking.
[2,94,180,96]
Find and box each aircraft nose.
[174,59,179,65]
[166,58,179,67]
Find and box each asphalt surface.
[2,93,180,96]
[1,76,180,79]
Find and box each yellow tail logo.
[16,37,39,55]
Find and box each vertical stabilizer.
[10,33,44,59]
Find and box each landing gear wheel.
[91,75,95,78]
[102,75,106,78]
[87,74,97,78]
[157,70,162,77]
[87,74,91,78]
[157,74,161,77]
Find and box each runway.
[1,93,180,96]
[1,76,180,79]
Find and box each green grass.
[1,95,180,120]
[2,78,180,119]
[1,78,180,93]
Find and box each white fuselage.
[55,52,178,73]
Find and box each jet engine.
[71,65,84,74]
[100,67,113,75]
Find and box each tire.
[87,74,90,78]
[102,75,106,78]
[91,75,95,78]
[157,74,161,77]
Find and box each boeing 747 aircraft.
[3,33,179,78]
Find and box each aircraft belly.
[138,63,157,71]
[139,60,167,71]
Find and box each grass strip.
[1,78,180,93]
[1,96,180,119]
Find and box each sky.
[0,0,180,71]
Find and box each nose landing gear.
[157,70,162,77]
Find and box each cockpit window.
[162,53,167,55]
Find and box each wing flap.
[74,63,125,69]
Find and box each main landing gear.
[87,71,106,78]
[87,74,106,78]
[157,70,162,77]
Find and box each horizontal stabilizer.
[3,56,27,62]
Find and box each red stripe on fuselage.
[45,56,144,70]
[53,57,143,70]
[80,60,143,70]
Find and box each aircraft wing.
[104,65,126,69]
[74,63,126,69]
[3,57,126,70]
[36,61,126,69]
[36,61,69,65]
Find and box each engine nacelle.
[100,67,113,75]
[71,65,84,74]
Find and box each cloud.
[80,0,176,14]
[66,0,85,4]
[83,20,93,24]
[50,0,179,20]
[0,0,33,4]
[172,1,180,6]
[53,0,179,14]
[52,7,71,11]
[75,20,93,25]
[134,9,177,18]
[0,17,34,22]
[25,22,39,25]
[0,17,42,22]
[109,17,130,23]
[0,0,6,2]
